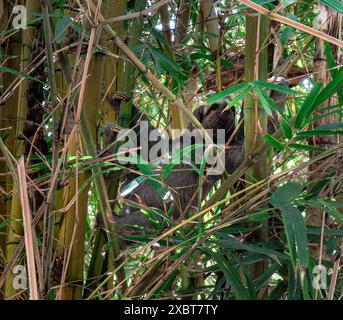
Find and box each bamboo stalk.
[5,0,41,299]
[55,1,127,297]
[117,0,147,129]
[160,3,185,130]
[54,31,126,295]
[200,0,219,53]
[40,0,59,294]
[244,12,269,280]
[87,0,213,144]
[174,0,191,45]
[17,157,39,300]
[84,0,127,294]
[57,8,101,299]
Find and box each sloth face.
[194,102,236,142]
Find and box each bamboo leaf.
[320,0,343,14]
[270,181,303,208]
[207,82,249,104]
[253,83,289,120]
[204,249,253,300]
[324,42,339,79]
[161,144,202,180]
[226,84,253,109]
[295,130,343,139]
[189,52,233,68]
[312,72,343,108]
[55,16,72,43]
[0,66,45,84]
[307,226,343,236]
[280,119,293,139]
[120,176,147,197]
[289,143,325,152]
[315,121,343,130]
[295,82,323,129]
[0,218,12,229]
[253,80,296,95]
[263,134,285,151]
[280,28,295,46]
[215,235,287,260]
[320,200,343,224]
[270,182,308,270]
[282,214,297,268]
[254,85,273,115]
[255,262,281,290]
[279,205,309,270]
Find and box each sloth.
[102,82,288,247]
[111,101,243,247]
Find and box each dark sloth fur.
[112,101,244,247]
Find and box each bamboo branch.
[17,157,39,300]
[237,0,343,48]
[100,0,169,26]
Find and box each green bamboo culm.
[40,0,59,296]
[118,0,148,129]
[243,13,269,280]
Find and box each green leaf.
[268,282,288,300]
[280,0,297,7]
[151,48,186,76]
[237,0,280,11]
[320,0,343,14]
[255,262,281,290]
[215,235,287,260]
[254,86,273,115]
[120,175,147,197]
[189,52,232,68]
[282,210,297,267]
[280,119,293,139]
[150,270,180,298]
[321,199,343,208]
[136,160,167,199]
[312,72,343,108]
[280,204,309,270]
[288,144,325,152]
[295,82,322,129]
[309,104,343,124]
[0,218,12,229]
[316,121,343,130]
[207,82,249,104]
[253,80,296,95]
[269,181,308,270]
[253,83,290,124]
[203,249,253,300]
[249,211,271,221]
[280,28,295,46]
[287,261,301,299]
[55,16,72,43]
[0,66,45,84]
[226,84,252,109]
[270,181,303,207]
[295,130,343,139]
[263,134,285,151]
[324,42,339,79]
[320,200,343,224]
[307,226,343,236]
